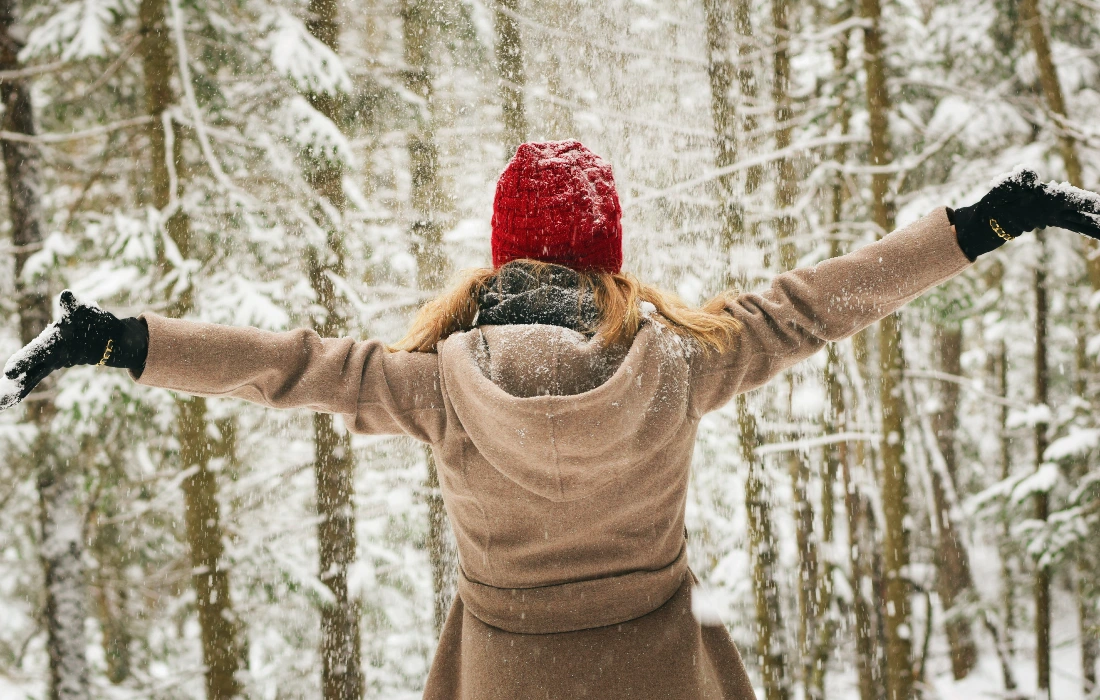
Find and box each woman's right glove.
[0,291,148,411]
[950,167,1100,261]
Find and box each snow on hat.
[491,140,623,273]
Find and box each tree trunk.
[842,452,887,700]
[787,442,821,693]
[401,0,458,635]
[1078,581,1099,697]
[831,140,886,698]
[771,0,821,691]
[494,0,528,152]
[702,0,742,242]
[402,0,448,292]
[703,2,790,696]
[179,397,242,698]
[424,449,456,633]
[0,4,92,698]
[139,2,244,697]
[771,0,797,274]
[733,0,762,194]
[996,335,1016,662]
[859,0,913,696]
[931,326,978,679]
[1072,327,1100,697]
[91,527,132,685]
[1033,238,1051,699]
[739,396,792,700]
[1021,7,1100,690]
[311,410,361,700]
[301,2,364,698]
[1019,0,1083,190]
[820,26,853,693]
[544,51,578,139]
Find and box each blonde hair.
[392,259,742,354]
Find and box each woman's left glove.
[950,168,1100,261]
[0,290,148,411]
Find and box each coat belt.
[456,543,689,634]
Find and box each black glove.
[0,291,148,411]
[950,168,1100,261]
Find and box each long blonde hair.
[392,259,742,353]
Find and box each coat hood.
[438,321,692,502]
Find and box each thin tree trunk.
[402,0,457,636]
[1019,0,1083,191]
[932,328,962,487]
[85,437,133,686]
[978,260,1019,681]
[819,346,843,700]
[788,441,821,691]
[771,0,821,690]
[139,3,244,697]
[843,444,888,700]
[859,0,913,696]
[821,25,856,693]
[1078,577,1099,697]
[91,530,132,685]
[139,2,243,697]
[772,0,797,274]
[403,0,448,292]
[703,2,789,696]
[179,397,242,698]
[931,326,978,679]
[424,449,456,633]
[702,0,742,242]
[301,2,364,698]
[739,396,792,700]
[1020,8,1099,690]
[0,5,91,699]
[1073,327,1099,697]
[996,335,1016,662]
[1033,237,1051,699]
[733,0,762,195]
[494,0,528,152]
[311,410,361,700]
[544,52,578,139]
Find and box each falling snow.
[0,0,1098,698]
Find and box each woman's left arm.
[134,314,446,442]
[0,295,445,443]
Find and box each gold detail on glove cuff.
[97,339,115,367]
[989,218,1013,242]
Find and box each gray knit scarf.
[476,263,600,335]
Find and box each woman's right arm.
[134,314,446,442]
[690,169,1100,417]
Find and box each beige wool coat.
[132,208,971,699]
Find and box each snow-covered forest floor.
[1,0,1099,698]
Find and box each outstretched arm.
[690,207,969,414]
[1,295,446,443]
[690,169,1100,415]
[134,314,446,442]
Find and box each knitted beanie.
[491,140,623,273]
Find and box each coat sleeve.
[131,314,446,443]
[689,207,972,415]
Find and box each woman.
[4,141,1100,699]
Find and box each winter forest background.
[0,0,1097,698]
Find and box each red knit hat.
[491,140,623,273]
